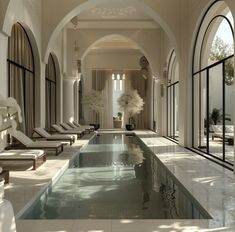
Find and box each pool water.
[21,133,211,219]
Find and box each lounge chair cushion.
[60,123,84,132]
[13,130,34,146]
[212,125,223,133]
[26,141,62,148]
[34,128,74,140]
[226,125,234,133]
[34,128,51,137]
[0,149,44,159]
[61,123,73,130]
[13,130,62,148]
[52,124,64,133]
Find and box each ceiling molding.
[87,48,142,55]
[67,20,158,29]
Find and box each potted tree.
[82,90,104,130]
[118,90,144,131]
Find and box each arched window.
[167,50,179,141]
[45,54,57,130]
[8,23,35,136]
[192,0,234,166]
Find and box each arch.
[81,33,154,75]
[43,0,178,63]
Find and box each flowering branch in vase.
[117,90,144,123]
[0,95,22,134]
[82,90,104,124]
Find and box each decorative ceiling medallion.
[90,6,137,19]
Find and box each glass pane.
[193,71,207,151]
[45,81,50,130]
[50,83,56,125]
[209,63,223,160]
[25,72,35,136]
[225,57,234,164]
[167,88,171,136]
[174,84,179,140]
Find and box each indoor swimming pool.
[21,133,211,219]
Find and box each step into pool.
[21,133,211,219]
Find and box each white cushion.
[67,122,76,128]
[0,149,44,159]
[212,125,223,133]
[27,141,62,148]
[61,123,72,130]
[226,125,234,133]
[13,130,34,146]
[52,124,64,133]
[48,134,74,140]
[34,128,51,137]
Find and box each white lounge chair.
[211,125,234,145]
[60,122,85,134]
[73,121,94,131]
[51,124,83,139]
[11,130,64,155]
[0,149,46,170]
[67,122,93,133]
[34,128,75,145]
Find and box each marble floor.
[3,130,235,232]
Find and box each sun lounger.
[0,149,46,170]
[11,130,64,155]
[73,121,94,131]
[67,122,93,133]
[60,122,85,134]
[211,125,234,145]
[34,128,75,145]
[51,124,83,139]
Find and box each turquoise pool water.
[21,133,211,219]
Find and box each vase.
[126,124,135,131]
[90,123,100,130]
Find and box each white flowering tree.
[0,95,22,151]
[82,90,104,124]
[118,90,144,125]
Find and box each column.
[63,79,76,122]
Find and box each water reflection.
[22,133,211,219]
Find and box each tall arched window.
[45,54,57,130]
[167,50,179,141]
[8,23,35,136]
[192,0,234,166]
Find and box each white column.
[63,79,76,122]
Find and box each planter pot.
[126,124,135,131]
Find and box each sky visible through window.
[215,12,234,46]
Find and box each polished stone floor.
[3,130,235,231]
